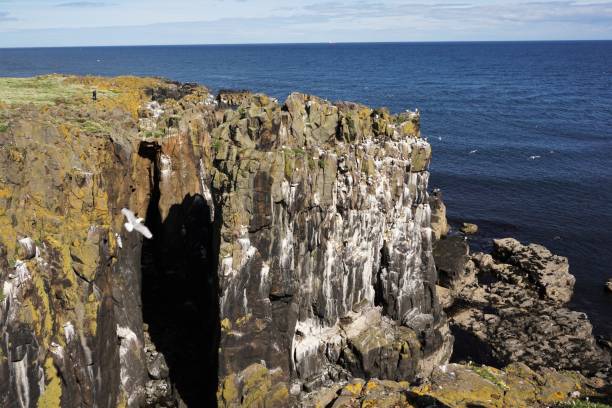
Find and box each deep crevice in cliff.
[139,143,221,407]
[374,244,389,310]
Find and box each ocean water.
[1,42,611,337]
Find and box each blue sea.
[1,42,611,337]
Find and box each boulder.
[429,190,449,240]
[493,238,575,304]
[433,237,472,289]
[461,222,478,235]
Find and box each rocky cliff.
[0,76,452,407]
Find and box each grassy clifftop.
[0,75,168,116]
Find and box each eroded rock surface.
[306,362,609,408]
[434,237,611,380]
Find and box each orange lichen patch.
[343,381,364,397]
[365,380,379,392]
[66,76,166,118]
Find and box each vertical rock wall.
[0,102,152,407]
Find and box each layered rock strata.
[0,76,451,407]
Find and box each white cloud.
[0,0,611,46]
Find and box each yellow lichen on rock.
[37,358,62,408]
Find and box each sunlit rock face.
[0,77,451,407]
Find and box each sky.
[1,0,612,47]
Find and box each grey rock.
[433,236,472,289]
[147,353,170,380]
[460,222,478,235]
[429,190,449,240]
[493,238,575,304]
[438,238,611,378]
[17,237,37,260]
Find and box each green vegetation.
[0,75,161,116]
[0,122,8,133]
[79,120,110,135]
[288,147,305,157]
[0,76,90,105]
[307,156,316,170]
[143,129,165,138]
[468,364,508,389]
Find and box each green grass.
[80,120,110,134]
[0,76,86,105]
[292,148,305,157]
[143,129,165,138]
[0,122,8,133]
[469,365,508,390]
[0,76,115,106]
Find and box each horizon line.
[2,39,612,50]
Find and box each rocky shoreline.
[0,76,609,407]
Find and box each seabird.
[469,150,478,154]
[121,208,153,239]
[528,155,541,160]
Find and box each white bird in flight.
[529,155,541,160]
[469,149,478,154]
[121,208,153,239]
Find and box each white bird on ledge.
[121,208,153,239]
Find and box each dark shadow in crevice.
[449,324,503,369]
[405,391,452,408]
[139,143,221,406]
[374,244,389,310]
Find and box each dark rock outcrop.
[435,237,611,379]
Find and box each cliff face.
[0,76,450,407]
